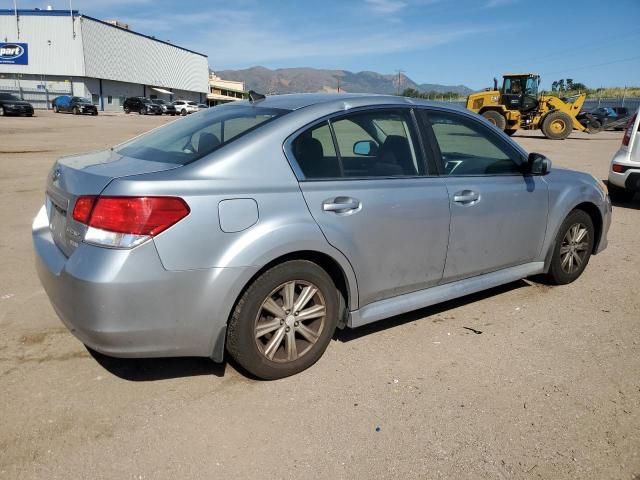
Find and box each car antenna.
[248,90,266,103]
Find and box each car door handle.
[452,190,480,204]
[322,197,361,213]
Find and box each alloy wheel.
[560,223,589,274]
[254,280,326,363]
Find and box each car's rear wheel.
[0,106,6,116]
[53,105,59,113]
[181,109,187,116]
[545,209,594,284]
[608,183,635,202]
[227,260,339,379]
[124,107,130,114]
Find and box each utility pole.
[337,76,340,93]
[395,69,404,96]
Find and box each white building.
[208,72,246,106]
[0,8,209,111]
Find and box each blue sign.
[0,43,28,65]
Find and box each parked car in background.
[151,99,177,116]
[52,96,98,115]
[0,92,34,117]
[197,103,209,110]
[608,109,640,202]
[172,100,199,115]
[33,93,611,379]
[123,97,162,115]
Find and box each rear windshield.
[116,105,289,164]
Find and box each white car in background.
[172,100,199,116]
[608,109,640,202]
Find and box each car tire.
[140,107,147,115]
[608,183,635,203]
[482,110,507,130]
[0,106,5,116]
[504,128,517,136]
[73,106,80,115]
[124,107,130,114]
[92,111,98,116]
[181,109,187,116]
[545,209,594,285]
[227,260,340,380]
[53,105,59,113]
[542,111,573,140]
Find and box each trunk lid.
[45,149,180,257]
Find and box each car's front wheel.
[227,260,339,379]
[546,209,594,284]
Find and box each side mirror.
[527,152,552,175]
[353,140,378,156]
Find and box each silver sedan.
[33,93,611,379]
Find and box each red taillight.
[622,113,637,147]
[74,196,190,236]
[612,163,626,173]
[72,195,97,223]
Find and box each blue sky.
[12,0,640,89]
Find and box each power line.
[541,54,640,77]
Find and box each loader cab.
[502,74,539,112]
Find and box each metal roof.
[0,9,207,58]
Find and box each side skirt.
[348,262,545,328]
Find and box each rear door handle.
[452,190,480,204]
[322,197,361,214]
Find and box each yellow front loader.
[466,74,593,140]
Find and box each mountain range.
[216,66,473,96]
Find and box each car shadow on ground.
[89,279,533,381]
[88,349,226,381]
[335,279,531,343]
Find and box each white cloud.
[365,0,408,14]
[484,0,518,7]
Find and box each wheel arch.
[573,201,603,254]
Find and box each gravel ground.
[1,111,638,480]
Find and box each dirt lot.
[1,110,638,479]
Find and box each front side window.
[292,109,424,180]
[0,93,19,101]
[116,105,289,165]
[428,111,522,176]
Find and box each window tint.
[332,110,422,178]
[116,105,288,165]
[292,121,340,179]
[428,111,521,176]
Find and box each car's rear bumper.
[608,149,640,190]
[32,205,254,361]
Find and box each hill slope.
[216,66,473,96]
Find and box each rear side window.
[427,111,522,176]
[292,109,424,180]
[116,105,289,164]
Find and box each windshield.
[188,101,198,105]
[0,93,19,101]
[74,97,92,103]
[152,99,166,105]
[140,98,152,104]
[116,105,289,164]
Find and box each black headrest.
[198,132,221,154]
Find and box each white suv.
[608,108,640,202]
[172,100,199,116]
